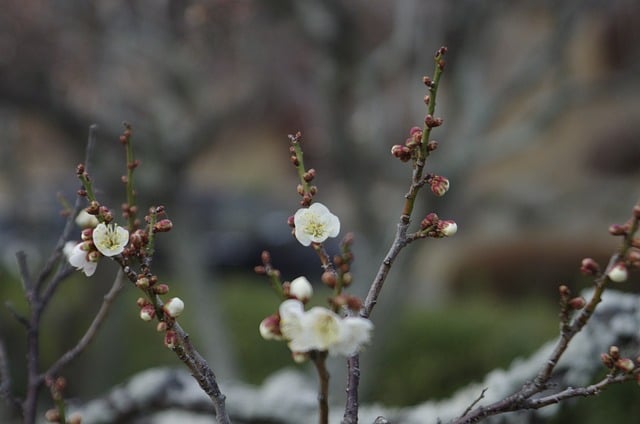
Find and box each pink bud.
[140,304,156,321]
[430,175,450,197]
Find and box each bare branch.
[45,270,126,379]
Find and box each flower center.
[97,225,125,250]
[304,215,326,238]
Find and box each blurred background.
[1,0,639,422]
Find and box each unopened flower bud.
[87,250,101,263]
[76,163,85,175]
[421,212,439,229]
[140,304,156,321]
[439,220,458,237]
[633,205,640,220]
[430,175,450,197]
[568,297,586,310]
[261,250,271,264]
[609,224,627,236]
[321,271,337,288]
[425,115,443,128]
[156,321,167,332]
[342,272,353,286]
[601,353,614,368]
[580,258,600,275]
[153,284,169,295]
[259,314,283,340]
[153,219,173,233]
[391,144,412,162]
[303,168,316,182]
[136,277,150,289]
[164,330,178,349]
[163,297,184,318]
[45,408,60,422]
[558,285,571,297]
[289,276,313,302]
[422,76,432,86]
[609,345,620,359]
[607,263,628,283]
[615,358,635,373]
[81,228,93,241]
[136,297,149,307]
[426,140,439,152]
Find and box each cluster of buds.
[390,126,440,163]
[44,377,82,424]
[137,294,185,350]
[321,232,355,289]
[601,345,637,375]
[558,285,586,325]
[288,132,318,207]
[419,212,457,238]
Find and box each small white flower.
[607,263,628,283]
[67,242,98,277]
[164,297,185,318]
[293,203,340,246]
[92,223,129,257]
[75,210,99,228]
[289,276,313,302]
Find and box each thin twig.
[45,270,126,379]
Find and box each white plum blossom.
[289,276,313,302]
[293,202,340,246]
[92,223,129,257]
[278,299,373,356]
[67,242,98,277]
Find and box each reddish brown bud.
[427,140,439,152]
[77,189,87,197]
[321,271,337,288]
[609,345,620,360]
[342,272,353,286]
[303,168,316,182]
[422,76,432,86]
[290,156,299,166]
[580,258,600,276]
[424,95,430,105]
[633,205,640,220]
[164,330,178,349]
[154,284,170,295]
[424,115,443,128]
[568,297,586,310]
[86,201,100,215]
[287,215,295,227]
[421,212,439,229]
[391,144,412,162]
[153,219,173,233]
[261,250,271,265]
[156,321,167,332]
[76,163,85,175]
[558,284,571,297]
[254,265,266,275]
[609,224,627,236]
[297,184,305,195]
[136,297,149,308]
[601,353,614,368]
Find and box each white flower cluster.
[277,299,373,357]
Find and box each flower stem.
[311,350,330,424]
